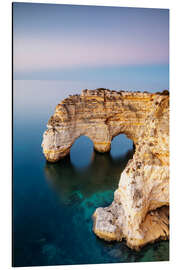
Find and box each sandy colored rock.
[42,89,169,250]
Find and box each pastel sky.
[13,3,169,90]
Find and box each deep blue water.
[13,80,169,267]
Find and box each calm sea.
[13,80,169,267]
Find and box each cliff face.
[41,89,169,250]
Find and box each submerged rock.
[42,89,169,250]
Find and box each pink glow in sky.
[13,3,169,76]
[14,36,168,72]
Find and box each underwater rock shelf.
[42,88,169,250]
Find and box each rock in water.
[42,89,169,250]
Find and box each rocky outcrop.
[41,88,169,250]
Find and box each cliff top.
[60,88,169,105]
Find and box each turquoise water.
[13,80,169,267]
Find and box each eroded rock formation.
[41,89,169,250]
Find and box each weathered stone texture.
[42,89,169,250]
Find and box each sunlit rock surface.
[42,89,169,250]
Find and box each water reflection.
[43,134,169,264]
[44,148,134,204]
[43,146,169,263]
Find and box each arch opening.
[110,134,134,160]
[70,135,94,170]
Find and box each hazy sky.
[13,3,169,90]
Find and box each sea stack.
[42,89,169,250]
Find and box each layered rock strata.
[41,89,169,250]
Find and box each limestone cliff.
[41,89,169,250]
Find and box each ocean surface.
[13,80,169,267]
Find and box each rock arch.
[41,89,156,162]
[41,89,169,250]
